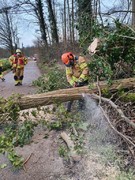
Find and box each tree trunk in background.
[64,0,67,47]
[67,0,72,42]
[132,0,135,26]
[46,0,59,43]
[93,0,103,27]
[4,9,14,54]
[71,0,75,44]
[76,0,93,49]
[35,0,48,45]
[0,6,15,54]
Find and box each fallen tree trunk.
[16,77,135,110]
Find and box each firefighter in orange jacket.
[9,49,28,86]
[61,52,89,112]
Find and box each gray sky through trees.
[19,15,36,47]
[17,0,127,47]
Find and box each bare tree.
[71,0,75,44]
[0,5,17,54]
[64,0,67,45]
[46,0,59,43]
[132,0,135,26]
[100,0,132,24]
[16,0,48,45]
[67,0,72,41]
[35,0,48,45]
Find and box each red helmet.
[61,52,74,65]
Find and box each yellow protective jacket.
[9,54,28,69]
[66,56,89,86]
[0,62,3,78]
[0,62,3,67]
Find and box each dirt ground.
[0,61,120,180]
[0,124,119,180]
[0,129,68,180]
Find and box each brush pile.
[99,91,135,170]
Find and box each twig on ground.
[72,126,78,136]
[96,76,101,105]
[23,153,33,165]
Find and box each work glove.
[74,80,88,87]
[75,81,85,87]
[12,67,16,73]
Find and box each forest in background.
[0,1,134,56]
[0,0,135,82]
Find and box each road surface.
[0,60,41,98]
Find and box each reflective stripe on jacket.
[66,56,89,86]
[0,62,3,67]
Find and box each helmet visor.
[65,60,74,67]
[16,52,21,56]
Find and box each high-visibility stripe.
[15,80,19,85]
[69,79,75,86]
[66,67,72,75]
[18,80,22,83]
[79,74,88,81]
[72,76,78,82]
[80,63,87,69]
[68,76,79,86]
[80,74,85,79]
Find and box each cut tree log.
[15,77,135,110]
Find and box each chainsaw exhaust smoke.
[82,94,116,150]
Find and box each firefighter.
[61,52,89,112]
[0,61,5,82]
[9,49,28,86]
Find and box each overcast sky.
[19,18,36,47]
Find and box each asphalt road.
[0,60,41,98]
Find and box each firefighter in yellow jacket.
[61,52,89,112]
[9,49,28,86]
[0,61,5,82]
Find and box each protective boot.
[18,80,22,85]
[15,80,19,86]
[78,99,85,111]
[1,78,5,81]
[67,101,74,112]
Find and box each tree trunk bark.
[132,0,135,26]
[16,77,135,110]
[35,0,48,45]
[64,0,67,47]
[46,0,59,43]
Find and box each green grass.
[0,59,11,71]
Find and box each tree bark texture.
[46,0,59,43]
[132,0,135,26]
[35,0,48,45]
[16,77,135,110]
